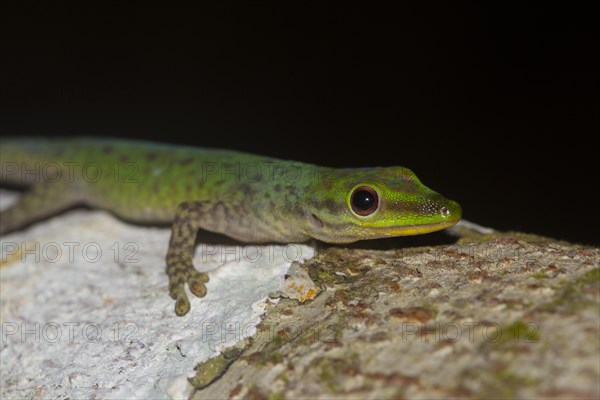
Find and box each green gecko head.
[305,166,462,243]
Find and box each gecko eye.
[350,186,379,216]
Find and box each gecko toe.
[168,271,186,300]
[168,282,182,300]
[175,291,191,316]
[189,277,207,298]
[167,259,210,314]
[189,269,209,283]
[169,274,207,315]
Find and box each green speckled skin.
[0,137,461,315]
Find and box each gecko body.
[0,138,461,315]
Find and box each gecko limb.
[0,182,78,236]
[166,201,214,316]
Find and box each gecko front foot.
[166,256,209,316]
[166,201,214,316]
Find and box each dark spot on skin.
[398,180,420,195]
[237,183,252,196]
[321,198,338,212]
[146,152,158,161]
[215,201,231,221]
[102,146,114,154]
[179,158,193,166]
[317,176,335,191]
[248,173,263,183]
[283,192,303,216]
[306,198,320,211]
[284,192,298,206]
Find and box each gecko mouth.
[377,220,460,236]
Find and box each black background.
[1,3,598,245]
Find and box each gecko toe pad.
[189,277,208,298]
[175,291,191,316]
[167,261,210,315]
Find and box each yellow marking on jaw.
[377,220,459,236]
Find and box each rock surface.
[0,189,314,399]
[194,231,600,399]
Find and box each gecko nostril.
[440,206,450,217]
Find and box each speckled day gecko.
[0,137,461,315]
